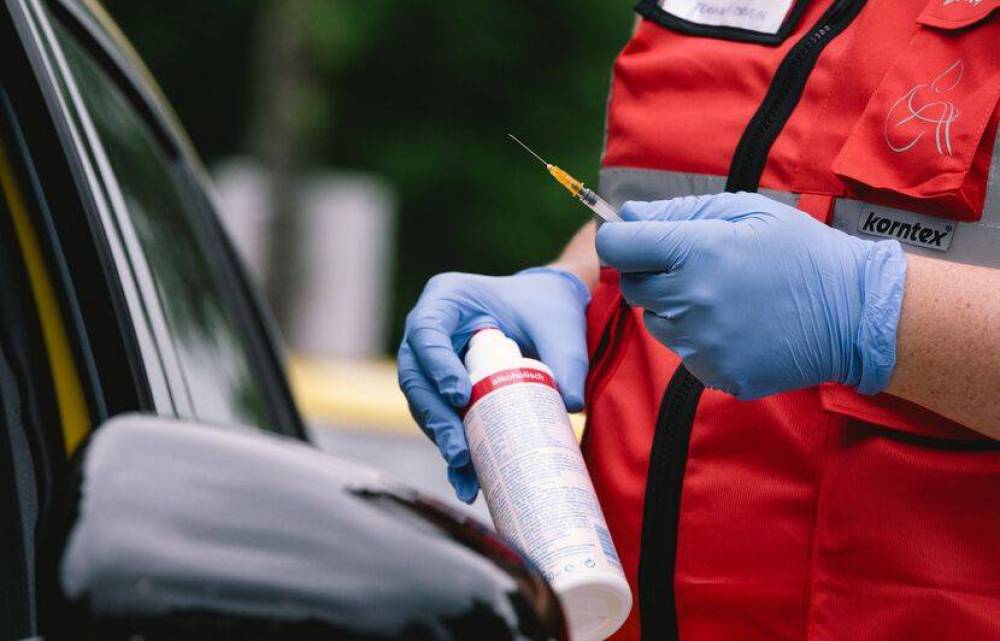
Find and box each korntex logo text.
[857,211,954,252]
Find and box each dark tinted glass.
[53,22,270,428]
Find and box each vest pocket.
[819,383,1000,447]
[831,1,1000,222]
[809,417,1000,641]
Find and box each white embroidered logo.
[884,60,963,156]
[942,0,982,5]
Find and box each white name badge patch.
[657,0,795,34]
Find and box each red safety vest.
[581,1,1000,640]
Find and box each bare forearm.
[550,221,599,292]
[886,254,1000,437]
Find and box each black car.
[0,0,565,639]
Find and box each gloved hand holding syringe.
[508,134,623,223]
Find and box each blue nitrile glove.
[398,267,590,503]
[595,192,907,400]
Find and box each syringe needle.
[507,133,623,223]
[507,133,549,167]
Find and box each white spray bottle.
[462,329,632,641]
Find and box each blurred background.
[100,0,633,517]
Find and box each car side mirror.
[39,414,566,641]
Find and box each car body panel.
[45,416,567,641]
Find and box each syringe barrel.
[578,187,622,223]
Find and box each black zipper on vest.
[637,2,867,640]
[727,0,868,192]
[637,364,701,640]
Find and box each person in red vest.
[399,1,1000,639]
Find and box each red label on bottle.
[465,368,557,410]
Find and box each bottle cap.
[464,329,522,375]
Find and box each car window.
[52,21,271,429]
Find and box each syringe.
[508,134,623,223]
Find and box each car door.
[1,7,570,641]
[0,0,305,634]
[11,0,305,438]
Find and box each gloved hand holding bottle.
[397,267,590,502]
[595,192,908,400]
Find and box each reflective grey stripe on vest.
[599,167,798,208]
[833,126,1000,268]
[599,164,1000,268]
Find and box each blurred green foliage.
[101,0,634,350]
